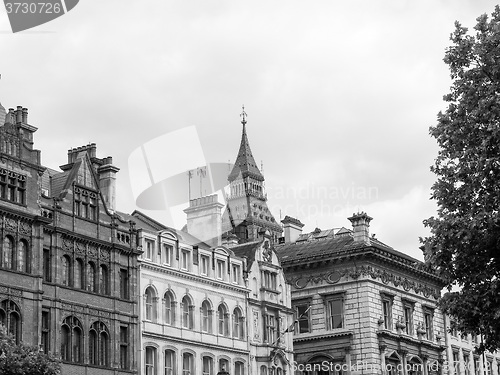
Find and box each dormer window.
[231,264,240,284]
[161,244,173,265]
[145,240,154,260]
[200,256,209,276]
[216,260,225,280]
[181,250,190,271]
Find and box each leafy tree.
[0,328,61,375]
[423,6,500,353]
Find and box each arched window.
[164,291,175,325]
[182,352,194,375]
[145,287,157,321]
[260,366,268,375]
[61,316,83,363]
[181,296,193,329]
[18,240,29,273]
[3,236,14,269]
[201,300,212,333]
[202,356,213,375]
[74,259,84,289]
[87,262,97,292]
[233,307,244,339]
[89,321,109,366]
[0,300,21,344]
[145,346,156,375]
[62,255,71,286]
[99,264,108,295]
[235,361,245,375]
[219,359,229,373]
[164,350,175,375]
[218,304,229,336]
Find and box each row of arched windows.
[61,256,109,294]
[1,236,30,273]
[145,347,245,375]
[144,287,245,339]
[61,316,110,367]
[0,299,21,344]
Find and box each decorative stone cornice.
[286,265,441,300]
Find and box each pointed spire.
[228,106,264,182]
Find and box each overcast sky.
[0,0,497,260]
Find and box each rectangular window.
[145,240,154,260]
[41,309,50,353]
[264,314,276,344]
[0,172,26,205]
[181,250,190,270]
[464,353,470,375]
[293,303,310,334]
[201,256,209,276]
[452,351,460,375]
[424,308,433,340]
[119,269,129,299]
[403,300,414,335]
[325,295,344,330]
[119,326,128,370]
[232,264,240,283]
[474,358,480,375]
[163,244,173,265]
[381,293,393,330]
[43,249,51,282]
[218,260,224,279]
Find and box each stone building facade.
[0,103,141,374]
[134,202,294,375]
[276,212,447,375]
[444,316,500,375]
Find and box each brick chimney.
[347,212,373,244]
[281,215,304,243]
[184,194,224,247]
[98,157,120,213]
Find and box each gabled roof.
[230,240,261,270]
[228,123,264,182]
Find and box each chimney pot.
[22,108,28,123]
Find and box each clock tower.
[222,108,282,244]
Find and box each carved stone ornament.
[18,222,31,235]
[5,218,16,232]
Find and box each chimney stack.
[281,215,304,243]
[98,156,120,212]
[348,212,373,244]
[184,194,224,247]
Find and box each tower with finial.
[222,106,282,244]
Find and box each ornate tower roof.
[228,107,264,182]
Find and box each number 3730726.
[5,2,62,14]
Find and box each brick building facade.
[0,103,141,374]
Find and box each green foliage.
[0,328,60,375]
[423,5,500,353]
